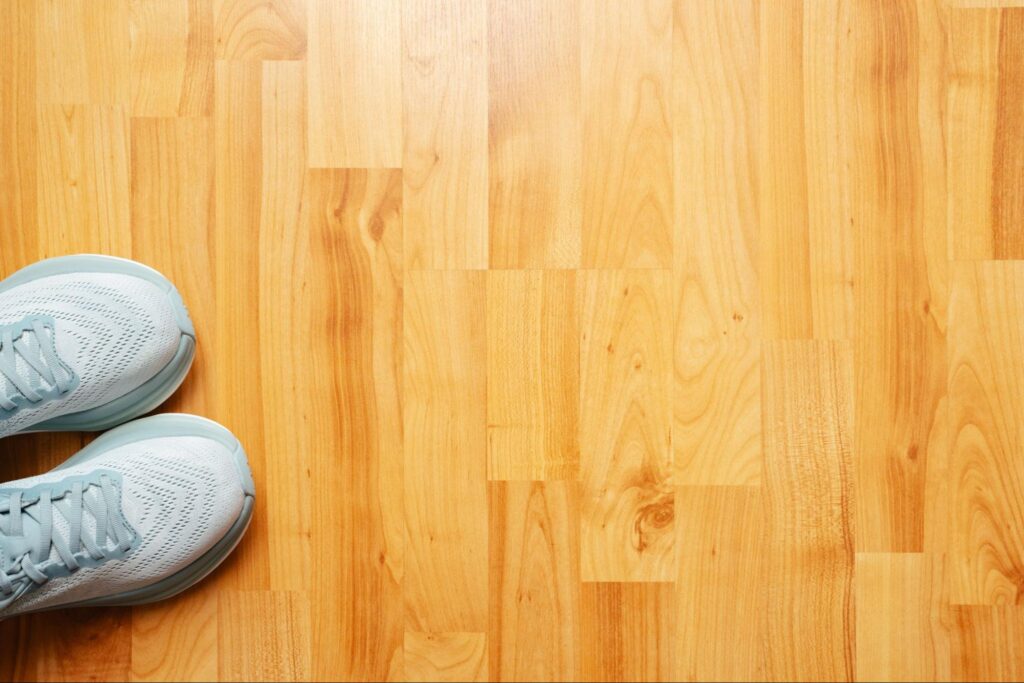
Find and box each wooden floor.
[1,0,1023,680]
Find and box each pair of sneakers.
[0,255,254,619]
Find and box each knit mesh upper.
[0,273,182,437]
[1,436,246,616]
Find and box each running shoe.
[0,414,254,618]
[0,255,195,438]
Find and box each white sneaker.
[0,414,254,618]
[0,254,196,438]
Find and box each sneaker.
[0,414,254,618]
[0,255,196,438]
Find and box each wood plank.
[802,0,855,340]
[488,481,580,683]
[674,338,761,486]
[36,105,131,255]
[213,0,305,61]
[402,0,488,270]
[0,0,39,272]
[131,585,218,682]
[948,606,1024,681]
[759,0,813,339]
[129,0,213,116]
[851,0,948,553]
[488,0,581,268]
[676,486,767,682]
[404,270,488,634]
[580,0,673,268]
[212,60,271,591]
[486,271,579,481]
[946,261,1024,605]
[307,0,402,167]
[301,169,405,681]
[37,0,129,105]
[404,633,487,683]
[762,341,855,681]
[855,553,951,682]
[218,591,311,681]
[992,8,1024,257]
[579,583,674,683]
[579,270,673,582]
[946,8,1002,259]
[672,0,763,490]
[257,61,310,595]
[673,0,760,341]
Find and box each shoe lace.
[0,317,74,412]
[0,475,133,597]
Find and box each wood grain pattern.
[579,582,674,682]
[212,60,271,593]
[488,0,581,268]
[676,486,767,681]
[218,591,311,682]
[36,105,132,254]
[487,271,579,481]
[213,0,305,61]
[948,606,1024,681]
[404,632,487,683]
[946,7,1002,259]
[131,585,218,681]
[1,0,1024,679]
[992,9,1024,257]
[763,341,855,681]
[307,0,401,167]
[309,169,405,681]
[129,0,213,116]
[759,0,813,339]
[404,270,488,634]
[580,271,673,582]
[0,0,39,270]
[36,0,129,105]
[856,553,951,682]
[402,0,488,270]
[851,0,948,554]
[674,338,761,486]
[488,481,579,682]
[581,0,673,269]
[672,0,763,491]
[947,261,1024,605]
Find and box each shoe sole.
[22,414,255,613]
[0,255,197,433]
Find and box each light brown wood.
[579,270,673,582]
[404,632,487,683]
[581,0,673,269]
[130,0,213,116]
[307,0,401,167]
[487,270,579,481]
[213,0,306,62]
[1,0,1024,680]
[488,0,581,268]
[404,270,488,635]
[401,0,488,270]
[488,481,579,682]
